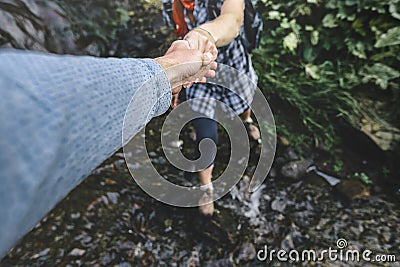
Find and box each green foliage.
[55,0,163,55]
[382,166,391,177]
[253,0,400,147]
[333,159,344,173]
[350,172,373,185]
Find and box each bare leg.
[240,108,260,141]
[191,117,217,216]
[198,164,214,216]
[240,108,252,122]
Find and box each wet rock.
[69,248,85,256]
[236,241,256,262]
[381,231,391,243]
[148,151,157,158]
[119,262,132,267]
[120,241,136,250]
[334,180,370,201]
[315,218,330,230]
[30,248,50,259]
[106,192,119,205]
[134,212,147,233]
[280,159,313,179]
[141,250,156,266]
[204,258,236,267]
[275,213,285,221]
[70,212,80,219]
[0,0,80,53]
[271,197,287,213]
[350,224,364,238]
[274,156,286,166]
[291,210,315,227]
[280,225,303,251]
[268,167,277,178]
[186,250,200,267]
[285,147,299,160]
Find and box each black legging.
[191,117,218,168]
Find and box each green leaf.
[359,63,400,89]
[345,0,358,6]
[268,10,281,20]
[303,46,318,62]
[346,39,367,59]
[375,26,400,48]
[283,32,299,52]
[322,13,338,28]
[311,30,319,45]
[305,25,314,31]
[389,2,400,20]
[305,64,320,80]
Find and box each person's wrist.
[154,56,180,87]
[193,27,216,45]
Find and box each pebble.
[71,212,80,219]
[69,248,86,257]
[30,248,50,259]
[271,197,287,213]
[106,192,120,205]
[237,241,256,262]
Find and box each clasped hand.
[155,30,218,108]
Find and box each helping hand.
[155,40,218,108]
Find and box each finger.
[171,85,182,96]
[205,69,216,79]
[197,77,207,83]
[212,47,218,60]
[205,40,217,59]
[207,61,218,70]
[171,94,180,109]
[183,81,191,88]
[170,40,190,51]
[201,52,213,66]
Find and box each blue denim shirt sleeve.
[0,50,172,257]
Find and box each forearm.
[0,50,171,258]
[195,0,244,47]
[200,13,243,47]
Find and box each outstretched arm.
[186,0,245,48]
[0,43,216,258]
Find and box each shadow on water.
[1,1,399,266]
